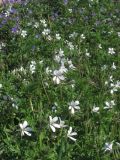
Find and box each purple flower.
[11,26,19,33]
[63,0,68,5]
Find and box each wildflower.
[49,116,60,132]
[19,121,32,136]
[81,34,85,39]
[104,142,113,152]
[108,48,115,55]
[68,100,80,114]
[59,63,68,73]
[34,22,39,28]
[21,30,27,38]
[111,62,116,70]
[59,118,67,128]
[30,61,36,73]
[53,70,65,84]
[67,59,76,69]
[0,84,2,88]
[118,32,120,37]
[67,127,77,141]
[56,33,61,40]
[104,100,115,109]
[42,29,50,36]
[98,44,102,49]
[92,105,99,113]
[40,19,47,27]
[46,67,52,74]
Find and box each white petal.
[56,77,60,84]
[68,136,77,141]
[74,106,80,110]
[71,107,75,114]
[68,127,72,134]
[24,131,31,136]
[49,116,52,122]
[50,125,56,132]
[75,101,79,105]
[69,106,72,109]
[53,123,60,128]
[70,132,77,136]
[52,117,58,122]
[23,121,28,128]
[19,124,23,129]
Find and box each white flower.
[34,22,39,28]
[53,70,65,84]
[0,84,2,88]
[59,63,68,73]
[118,32,120,37]
[19,121,32,136]
[30,61,36,73]
[98,44,102,49]
[104,142,113,152]
[111,62,116,70]
[46,67,52,74]
[108,48,115,55]
[21,30,27,38]
[49,116,60,132]
[67,127,77,141]
[59,118,67,128]
[56,33,61,40]
[40,19,47,27]
[67,60,76,69]
[104,100,115,109]
[69,100,80,114]
[42,29,50,36]
[92,105,99,113]
[81,34,85,39]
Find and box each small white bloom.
[46,67,52,74]
[0,84,2,88]
[34,22,39,28]
[53,70,65,84]
[69,100,80,114]
[42,29,50,36]
[67,59,76,69]
[81,34,85,39]
[68,9,72,13]
[92,105,99,113]
[108,48,115,55]
[19,121,32,136]
[117,32,120,37]
[98,44,102,49]
[104,100,115,109]
[59,118,67,128]
[104,142,113,152]
[59,63,68,73]
[21,30,27,38]
[56,33,61,40]
[111,62,116,70]
[67,127,77,141]
[49,116,60,132]
[40,19,47,27]
[30,61,36,73]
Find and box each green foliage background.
[0,0,120,159]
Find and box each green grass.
[0,0,120,159]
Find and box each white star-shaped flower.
[104,142,113,152]
[21,30,27,38]
[68,100,80,114]
[49,116,60,132]
[67,127,77,141]
[53,70,65,84]
[19,121,32,136]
